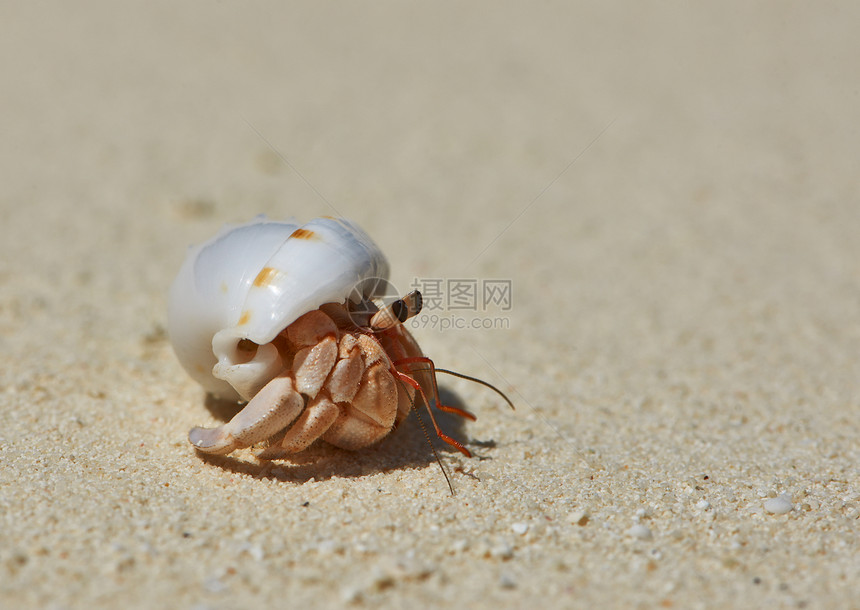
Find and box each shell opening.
[212,330,285,401]
[236,338,259,359]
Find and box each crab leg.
[392,356,477,421]
[256,394,339,459]
[392,369,472,458]
[189,374,304,455]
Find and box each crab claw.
[189,375,304,455]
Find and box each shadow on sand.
[194,385,497,486]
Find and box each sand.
[2,2,859,608]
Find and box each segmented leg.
[256,394,340,459]
[189,374,304,455]
[393,371,416,424]
[323,360,398,450]
[292,338,337,397]
[326,335,365,403]
[393,356,477,420]
[289,310,339,398]
[392,369,473,458]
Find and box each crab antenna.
[435,368,516,411]
[370,290,423,331]
[393,369,473,458]
[402,380,456,496]
[393,356,477,420]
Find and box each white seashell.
[167,216,389,402]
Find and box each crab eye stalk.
[369,290,423,331]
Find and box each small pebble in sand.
[491,544,514,560]
[499,573,517,589]
[511,522,529,535]
[203,575,227,594]
[764,494,793,515]
[316,539,338,554]
[627,524,653,540]
[567,510,589,526]
[341,586,362,604]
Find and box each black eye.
[390,299,409,323]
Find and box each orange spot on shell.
[238,310,251,326]
[290,228,319,240]
[253,267,281,287]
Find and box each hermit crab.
[167,217,512,479]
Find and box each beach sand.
[1,2,858,608]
